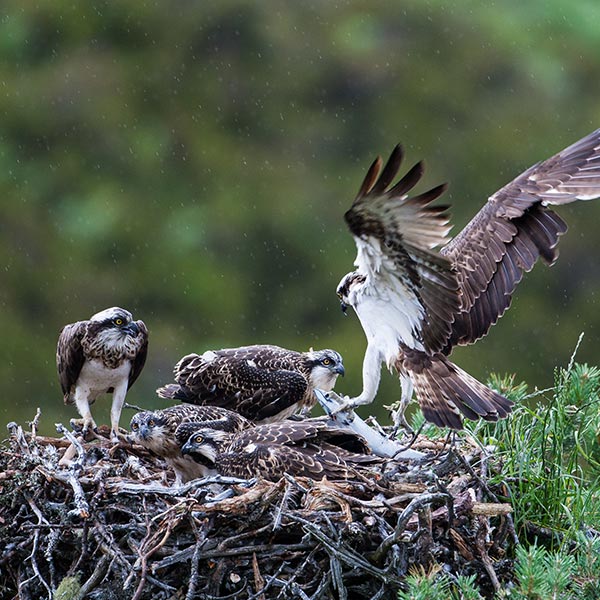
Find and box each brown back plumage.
[158,345,344,422]
[182,421,382,481]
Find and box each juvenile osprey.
[57,307,148,441]
[157,345,345,422]
[180,420,381,481]
[129,405,250,483]
[336,129,600,429]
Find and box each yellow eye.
[148,419,155,427]
[114,318,124,326]
[131,423,138,430]
[195,435,204,444]
[322,358,332,366]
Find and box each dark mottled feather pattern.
[158,345,344,423]
[184,421,381,482]
[57,322,87,401]
[158,345,309,420]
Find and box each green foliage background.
[2,1,600,433]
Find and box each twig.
[330,553,347,600]
[20,496,52,599]
[251,552,266,600]
[475,515,501,592]
[272,479,294,530]
[371,492,449,562]
[315,389,425,459]
[185,519,204,600]
[289,515,399,584]
[567,331,585,373]
[56,423,86,462]
[106,475,256,495]
[453,448,519,546]
[131,504,177,600]
[27,408,42,440]
[308,572,331,600]
[77,554,111,599]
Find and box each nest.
[0,414,516,599]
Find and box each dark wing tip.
[356,155,383,199]
[355,144,406,200]
[370,144,405,195]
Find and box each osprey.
[336,129,600,429]
[129,405,250,484]
[180,420,381,481]
[157,344,345,422]
[57,307,148,441]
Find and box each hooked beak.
[124,322,140,336]
[335,364,345,377]
[340,301,348,316]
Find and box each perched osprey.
[57,307,148,441]
[129,405,250,484]
[336,129,600,429]
[157,345,345,422]
[180,420,381,481]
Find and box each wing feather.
[345,146,460,352]
[56,321,87,402]
[158,345,309,421]
[128,320,149,388]
[439,130,600,350]
[220,421,377,480]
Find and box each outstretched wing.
[128,319,149,388]
[56,321,87,402]
[158,345,308,422]
[345,146,460,352]
[442,129,600,350]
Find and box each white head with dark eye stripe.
[304,349,345,390]
[180,428,231,467]
[91,307,141,338]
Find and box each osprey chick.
[337,129,600,429]
[129,405,250,484]
[180,420,381,481]
[158,344,345,422]
[57,307,148,441]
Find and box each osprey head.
[180,428,231,468]
[129,410,170,452]
[304,349,345,390]
[91,306,141,337]
[336,272,366,315]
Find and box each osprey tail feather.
[399,347,513,429]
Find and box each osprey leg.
[109,380,128,442]
[330,343,382,415]
[73,388,97,436]
[391,373,414,434]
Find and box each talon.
[110,429,125,444]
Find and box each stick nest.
[0,416,516,599]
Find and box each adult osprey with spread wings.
[336,129,600,429]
